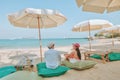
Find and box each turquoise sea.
[0,38,88,49]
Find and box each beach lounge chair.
[89,48,120,62]
[84,50,109,63]
[0,66,16,78]
[1,71,43,80]
[36,62,70,77]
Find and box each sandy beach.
[0,39,120,80]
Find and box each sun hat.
[47,42,55,48]
[73,43,80,48]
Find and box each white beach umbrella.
[76,0,120,13]
[72,19,113,50]
[8,8,67,62]
[99,25,120,47]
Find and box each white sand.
[0,39,120,80]
[44,61,120,80]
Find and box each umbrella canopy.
[72,19,113,32]
[72,19,113,50]
[99,25,120,47]
[8,8,66,28]
[101,25,120,33]
[76,0,120,13]
[8,8,67,61]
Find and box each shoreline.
[0,38,120,66]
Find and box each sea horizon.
[0,38,89,49]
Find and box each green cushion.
[0,66,16,78]
[62,60,97,70]
[1,71,43,80]
[37,62,70,77]
[108,52,120,61]
[90,54,102,59]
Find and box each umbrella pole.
[88,21,92,51]
[37,17,42,62]
[112,30,114,47]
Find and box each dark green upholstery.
[108,52,120,61]
[90,54,102,59]
[37,62,70,77]
[0,66,16,78]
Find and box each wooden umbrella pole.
[88,21,91,51]
[112,30,114,47]
[37,17,42,62]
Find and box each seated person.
[44,42,62,69]
[64,43,81,63]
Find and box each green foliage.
[104,34,112,38]
[94,33,103,37]
[94,32,120,38]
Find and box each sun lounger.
[84,50,109,63]
[89,48,120,62]
[0,66,16,78]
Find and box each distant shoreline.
[0,37,88,40]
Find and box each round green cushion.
[37,62,70,77]
[62,60,97,70]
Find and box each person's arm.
[64,51,75,59]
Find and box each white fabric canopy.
[8,8,66,28]
[76,0,120,13]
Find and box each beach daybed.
[1,71,43,80]
[0,66,16,78]
[90,48,120,61]
[62,60,97,70]
[37,62,70,77]
[84,50,109,63]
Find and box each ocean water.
[0,38,88,49]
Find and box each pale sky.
[0,0,120,39]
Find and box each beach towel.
[37,62,70,77]
[1,71,43,80]
[62,60,97,70]
[0,66,16,78]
